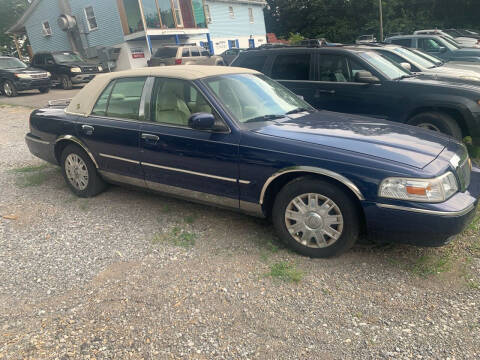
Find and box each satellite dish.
[57,14,77,31]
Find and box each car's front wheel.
[61,144,106,197]
[272,177,360,258]
[59,75,73,90]
[2,80,18,97]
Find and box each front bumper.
[363,166,480,246]
[14,78,51,91]
[71,73,96,84]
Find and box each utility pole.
[379,0,384,42]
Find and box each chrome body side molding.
[25,134,50,145]
[97,170,265,218]
[55,135,99,168]
[259,166,365,204]
[99,153,140,164]
[376,203,476,217]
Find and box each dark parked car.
[231,47,480,144]
[220,48,246,65]
[0,56,51,97]
[385,35,480,62]
[25,66,478,258]
[31,51,103,90]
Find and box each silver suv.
[148,45,225,67]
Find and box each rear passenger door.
[268,52,317,105]
[77,77,147,181]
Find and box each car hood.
[401,73,480,91]
[252,111,450,169]
[2,66,47,74]
[422,66,480,82]
[442,61,480,75]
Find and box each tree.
[0,0,31,57]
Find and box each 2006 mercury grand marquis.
[25,66,479,257]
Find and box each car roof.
[386,34,443,39]
[238,46,373,55]
[66,65,259,116]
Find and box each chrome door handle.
[81,125,94,135]
[141,133,159,142]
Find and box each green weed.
[266,261,303,283]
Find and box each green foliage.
[0,0,30,57]
[287,32,304,44]
[264,0,480,43]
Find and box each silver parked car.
[148,45,225,67]
[355,34,377,44]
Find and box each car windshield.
[357,51,410,80]
[391,47,438,69]
[439,36,461,50]
[0,57,27,69]
[410,48,444,65]
[53,53,84,63]
[202,74,314,123]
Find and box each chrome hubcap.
[4,83,12,96]
[65,154,89,190]
[285,193,344,248]
[417,123,441,132]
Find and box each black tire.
[408,112,462,140]
[39,87,50,94]
[59,74,73,90]
[216,61,225,66]
[60,144,106,197]
[2,80,18,97]
[272,177,360,258]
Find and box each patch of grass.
[152,226,196,248]
[183,214,197,224]
[266,261,303,283]
[409,253,453,277]
[10,164,49,173]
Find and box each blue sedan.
[25,66,479,257]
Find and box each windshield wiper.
[285,107,311,115]
[244,114,285,123]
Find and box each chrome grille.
[30,73,48,79]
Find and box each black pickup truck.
[232,46,480,145]
[31,51,103,90]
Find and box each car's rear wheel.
[39,87,50,94]
[2,80,18,97]
[59,75,73,90]
[272,177,360,258]
[408,112,462,140]
[61,144,106,197]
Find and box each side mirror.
[400,62,412,71]
[188,113,215,130]
[437,46,447,53]
[354,71,381,84]
[297,94,304,100]
[47,59,54,64]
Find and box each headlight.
[70,67,82,73]
[46,72,51,77]
[378,172,458,202]
[98,65,103,72]
[15,73,32,79]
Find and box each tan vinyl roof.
[66,65,259,116]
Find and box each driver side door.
[139,77,240,206]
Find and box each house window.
[204,4,212,24]
[172,0,183,27]
[42,21,52,36]
[84,6,98,31]
[248,8,254,23]
[228,6,234,18]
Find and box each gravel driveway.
[0,105,479,359]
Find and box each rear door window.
[181,48,190,57]
[191,48,200,56]
[94,77,146,120]
[154,47,178,58]
[270,54,311,80]
[237,55,267,72]
[92,81,115,116]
